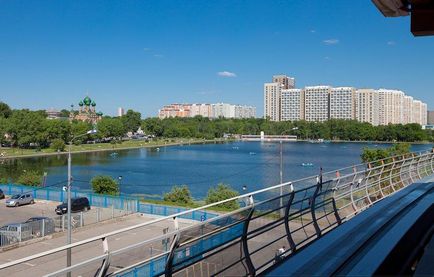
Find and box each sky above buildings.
[0,1,433,117]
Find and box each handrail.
[0,148,433,276]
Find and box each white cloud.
[143,47,151,51]
[310,29,316,33]
[324,56,331,60]
[217,71,237,78]
[323,39,339,45]
[387,41,396,46]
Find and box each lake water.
[0,141,432,199]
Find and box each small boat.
[156,147,160,151]
[301,163,314,167]
[249,152,256,155]
[232,146,239,150]
[110,152,118,157]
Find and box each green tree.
[0,102,12,118]
[17,170,42,186]
[121,110,142,133]
[91,175,119,195]
[361,143,411,163]
[7,109,47,148]
[163,185,194,205]
[97,117,125,140]
[205,183,240,210]
[50,138,66,151]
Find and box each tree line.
[1,101,433,151]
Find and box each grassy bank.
[0,138,231,159]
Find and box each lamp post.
[66,129,97,276]
[279,127,298,216]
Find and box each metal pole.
[67,141,72,277]
[280,140,283,217]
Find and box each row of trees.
[141,117,433,142]
[0,102,141,149]
[1,101,433,150]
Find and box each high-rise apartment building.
[378,89,404,125]
[117,107,125,117]
[355,89,380,126]
[402,96,414,124]
[421,103,427,125]
[428,111,434,125]
[272,75,295,89]
[330,87,355,120]
[190,104,212,118]
[304,86,330,122]
[281,89,304,121]
[264,82,281,121]
[158,103,255,119]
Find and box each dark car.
[25,217,55,236]
[55,197,90,215]
[0,189,4,200]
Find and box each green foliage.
[91,175,119,195]
[163,185,194,205]
[0,176,8,184]
[205,183,240,210]
[361,143,412,163]
[0,102,12,118]
[121,110,142,133]
[50,138,66,151]
[97,117,125,139]
[17,170,42,186]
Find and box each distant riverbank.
[0,138,230,160]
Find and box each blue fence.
[0,183,218,220]
[117,223,244,277]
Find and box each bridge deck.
[264,177,434,276]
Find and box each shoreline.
[0,139,230,160]
[1,138,431,160]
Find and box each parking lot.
[0,198,59,227]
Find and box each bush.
[361,143,411,163]
[91,175,119,195]
[0,176,8,184]
[163,185,194,205]
[17,170,42,186]
[50,138,66,151]
[205,183,240,210]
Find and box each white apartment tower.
[378,89,404,125]
[190,104,212,118]
[117,107,125,117]
[264,82,281,121]
[402,95,414,124]
[330,87,355,120]
[304,86,330,122]
[272,75,295,89]
[355,89,380,126]
[281,89,304,121]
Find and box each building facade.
[329,87,355,120]
[355,89,380,126]
[428,111,434,125]
[158,103,255,119]
[70,96,102,124]
[117,107,125,117]
[272,74,295,89]
[304,86,331,122]
[264,82,281,121]
[280,89,303,121]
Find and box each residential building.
[117,107,125,117]
[281,89,304,121]
[190,104,212,118]
[330,87,355,120]
[402,96,414,124]
[428,111,434,125]
[264,82,281,121]
[158,104,191,119]
[272,75,295,89]
[355,89,380,126]
[304,86,330,122]
[378,89,404,125]
[158,103,255,119]
[46,109,61,120]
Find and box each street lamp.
[279,127,298,216]
[66,129,97,276]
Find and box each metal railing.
[0,149,433,277]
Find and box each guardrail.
[0,149,433,277]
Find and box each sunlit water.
[0,141,431,199]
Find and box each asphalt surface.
[0,198,59,227]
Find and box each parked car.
[0,189,4,200]
[0,223,32,244]
[25,217,55,236]
[55,197,90,215]
[5,194,34,207]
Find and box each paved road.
[0,198,58,226]
[0,213,194,277]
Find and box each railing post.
[389,157,397,192]
[310,170,323,238]
[409,154,417,183]
[165,217,180,277]
[378,163,385,199]
[241,197,256,276]
[365,167,373,206]
[416,154,422,180]
[284,183,296,251]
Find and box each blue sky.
[0,0,433,117]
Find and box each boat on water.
[249,152,256,155]
[110,152,118,157]
[301,162,314,167]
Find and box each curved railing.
[0,149,433,277]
